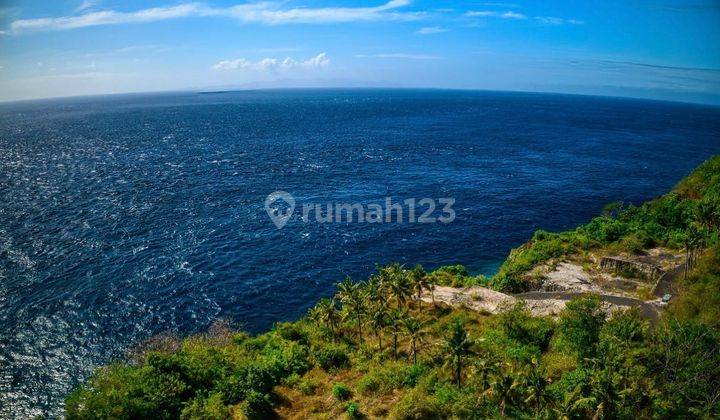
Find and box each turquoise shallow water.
[1,89,719,417]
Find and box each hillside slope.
[66,157,720,419]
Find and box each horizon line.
[1,85,719,109]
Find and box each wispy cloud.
[478,2,519,7]
[465,11,496,17]
[467,10,584,24]
[355,53,441,60]
[465,10,526,19]
[76,0,100,13]
[416,26,446,35]
[212,52,330,71]
[500,11,526,19]
[535,16,584,25]
[9,1,423,34]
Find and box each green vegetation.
[493,156,720,292]
[65,157,720,419]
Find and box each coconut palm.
[473,357,499,392]
[388,309,406,360]
[309,298,339,337]
[484,366,522,417]
[443,320,474,387]
[403,316,426,364]
[552,387,595,420]
[337,277,355,301]
[683,225,705,276]
[696,199,720,231]
[370,302,389,350]
[385,264,413,308]
[337,277,366,340]
[363,274,385,304]
[409,264,430,305]
[523,358,550,416]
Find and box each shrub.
[649,320,720,418]
[297,378,317,395]
[332,382,352,401]
[388,388,443,420]
[180,392,229,420]
[357,361,426,395]
[239,390,274,419]
[618,233,646,254]
[282,372,301,387]
[428,265,477,287]
[273,321,309,344]
[499,302,554,350]
[558,296,606,360]
[346,401,361,419]
[313,344,350,371]
[262,340,311,377]
[215,360,280,405]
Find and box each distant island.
[66,156,720,419]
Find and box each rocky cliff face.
[600,257,663,280]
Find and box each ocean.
[1,89,719,417]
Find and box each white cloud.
[467,10,583,24]
[355,53,441,60]
[302,52,331,67]
[9,1,422,34]
[500,11,526,19]
[416,26,446,35]
[535,16,585,25]
[465,11,497,17]
[212,53,330,71]
[76,0,100,13]
[213,58,252,71]
[478,2,519,7]
[465,10,526,19]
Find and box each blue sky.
[1,0,719,103]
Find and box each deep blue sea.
[1,89,719,417]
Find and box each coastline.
[63,156,720,419]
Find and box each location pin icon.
[265,191,295,229]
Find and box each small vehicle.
[661,294,672,304]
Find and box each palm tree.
[337,277,354,304]
[683,225,705,276]
[385,264,412,308]
[310,298,339,337]
[337,277,365,340]
[523,358,549,416]
[409,265,431,305]
[473,358,499,392]
[696,200,720,231]
[364,274,385,304]
[444,320,474,387]
[370,303,389,350]
[485,366,522,417]
[552,387,595,420]
[388,309,406,360]
[403,316,425,364]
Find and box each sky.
[0,0,719,104]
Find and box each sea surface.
[1,89,719,417]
